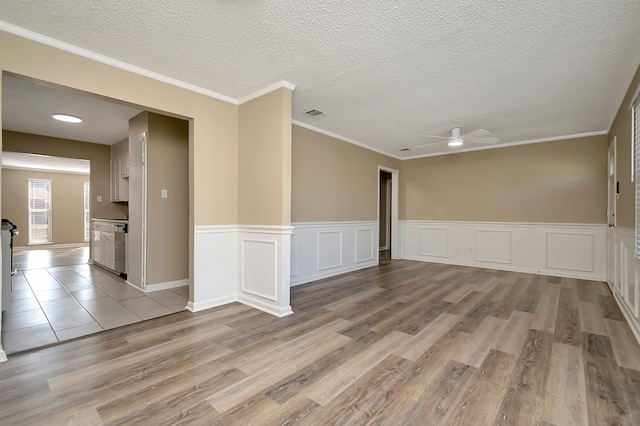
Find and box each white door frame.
[607,137,617,288]
[378,166,399,260]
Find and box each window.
[28,178,52,244]
[83,182,90,241]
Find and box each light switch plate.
[161,189,168,198]
[97,195,102,202]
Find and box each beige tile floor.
[2,249,188,354]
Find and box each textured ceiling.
[1,1,639,158]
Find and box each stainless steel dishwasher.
[113,223,127,275]
[91,220,127,275]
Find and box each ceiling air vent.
[303,109,327,118]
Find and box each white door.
[607,138,616,290]
[128,164,146,289]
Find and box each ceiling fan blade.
[460,129,490,139]
[416,141,445,148]
[466,137,499,144]
[424,135,451,140]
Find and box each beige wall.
[146,112,189,285]
[2,130,126,221]
[2,168,88,246]
[400,135,607,223]
[238,88,292,225]
[609,64,640,229]
[401,135,608,223]
[292,125,401,222]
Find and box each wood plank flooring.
[1,257,640,425]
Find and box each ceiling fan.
[417,127,499,148]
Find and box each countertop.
[91,218,129,224]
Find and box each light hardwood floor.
[1,257,640,425]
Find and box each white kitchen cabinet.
[119,154,129,178]
[110,153,129,202]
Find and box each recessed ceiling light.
[52,114,82,123]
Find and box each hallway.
[2,246,188,354]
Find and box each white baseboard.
[145,279,189,292]
[237,293,293,317]
[403,255,604,281]
[291,260,377,286]
[187,295,238,312]
[124,280,146,293]
[614,290,640,346]
[15,242,89,251]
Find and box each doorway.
[378,166,399,260]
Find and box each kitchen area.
[1,89,190,354]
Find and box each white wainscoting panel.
[238,226,293,317]
[192,225,238,312]
[318,231,342,271]
[355,228,374,263]
[290,233,300,277]
[401,220,607,281]
[419,228,448,257]
[291,222,378,286]
[475,230,512,264]
[546,233,594,272]
[241,240,277,301]
[191,225,293,318]
[611,227,640,345]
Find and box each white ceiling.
[2,74,141,145]
[1,1,639,159]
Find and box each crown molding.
[291,120,402,160]
[237,81,296,104]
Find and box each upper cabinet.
[110,153,129,202]
[110,138,129,202]
[119,154,129,178]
